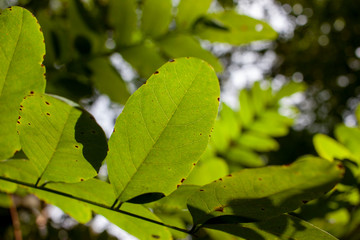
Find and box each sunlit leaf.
[187,156,343,226]
[225,147,265,167]
[93,204,173,240]
[335,124,360,160]
[203,214,337,240]
[194,11,277,45]
[237,131,279,152]
[141,0,172,38]
[185,157,229,186]
[157,33,223,72]
[176,0,212,30]
[273,81,306,101]
[88,57,130,105]
[17,93,107,185]
[0,6,46,159]
[313,133,355,162]
[106,58,220,204]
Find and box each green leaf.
[194,11,277,45]
[176,0,212,30]
[335,124,360,160]
[0,6,46,159]
[106,57,220,204]
[251,82,267,115]
[108,0,138,46]
[225,147,265,168]
[93,203,173,240]
[187,156,343,226]
[120,41,166,78]
[88,57,130,105]
[249,118,290,137]
[203,214,337,240]
[273,81,306,101]
[356,104,360,124]
[238,89,254,127]
[46,178,115,206]
[157,33,223,72]
[17,93,107,185]
[185,157,229,186]
[30,188,92,223]
[237,131,279,152]
[313,133,355,162]
[0,159,38,184]
[141,0,172,38]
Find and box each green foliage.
[0,6,46,159]
[0,3,355,240]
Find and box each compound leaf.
[187,156,343,226]
[0,6,46,159]
[106,57,220,204]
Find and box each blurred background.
[1,0,360,239]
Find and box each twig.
[9,195,22,240]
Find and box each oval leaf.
[17,93,108,185]
[187,156,343,226]
[0,6,46,159]
[106,57,220,204]
[194,11,277,45]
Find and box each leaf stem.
[9,195,22,240]
[0,176,194,236]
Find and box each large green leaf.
[193,11,277,45]
[176,0,212,30]
[157,33,223,72]
[88,57,130,105]
[108,0,138,46]
[203,214,337,240]
[17,93,107,185]
[106,57,220,204]
[237,131,279,152]
[0,6,46,159]
[187,156,343,226]
[141,0,172,38]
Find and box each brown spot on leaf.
[258,178,262,181]
[217,97,220,102]
[214,206,224,212]
[193,163,196,166]
[227,174,232,177]
[19,108,22,111]
[200,189,204,192]
[152,235,160,239]
[17,121,20,124]
[219,178,223,181]
[91,130,96,134]
[45,101,50,105]
[20,105,23,108]
[199,133,202,136]
[302,200,308,204]
[169,59,175,62]
[261,208,265,211]
[154,71,159,75]
[89,115,95,120]
[30,91,34,94]
[46,113,50,116]
[18,116,21,119]
[181,178,185,183]
[41,64,44,67]
[28,123,31,125]
[176,184,180,188]
[337,163,344,170]
[75,145,79,148]
[113,128,116,133]
[80,178,84,181]
[186,57,190,59]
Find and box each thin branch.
[0,176,193,236]
[9,195,22,240]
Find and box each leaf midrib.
[118,63,204,202]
